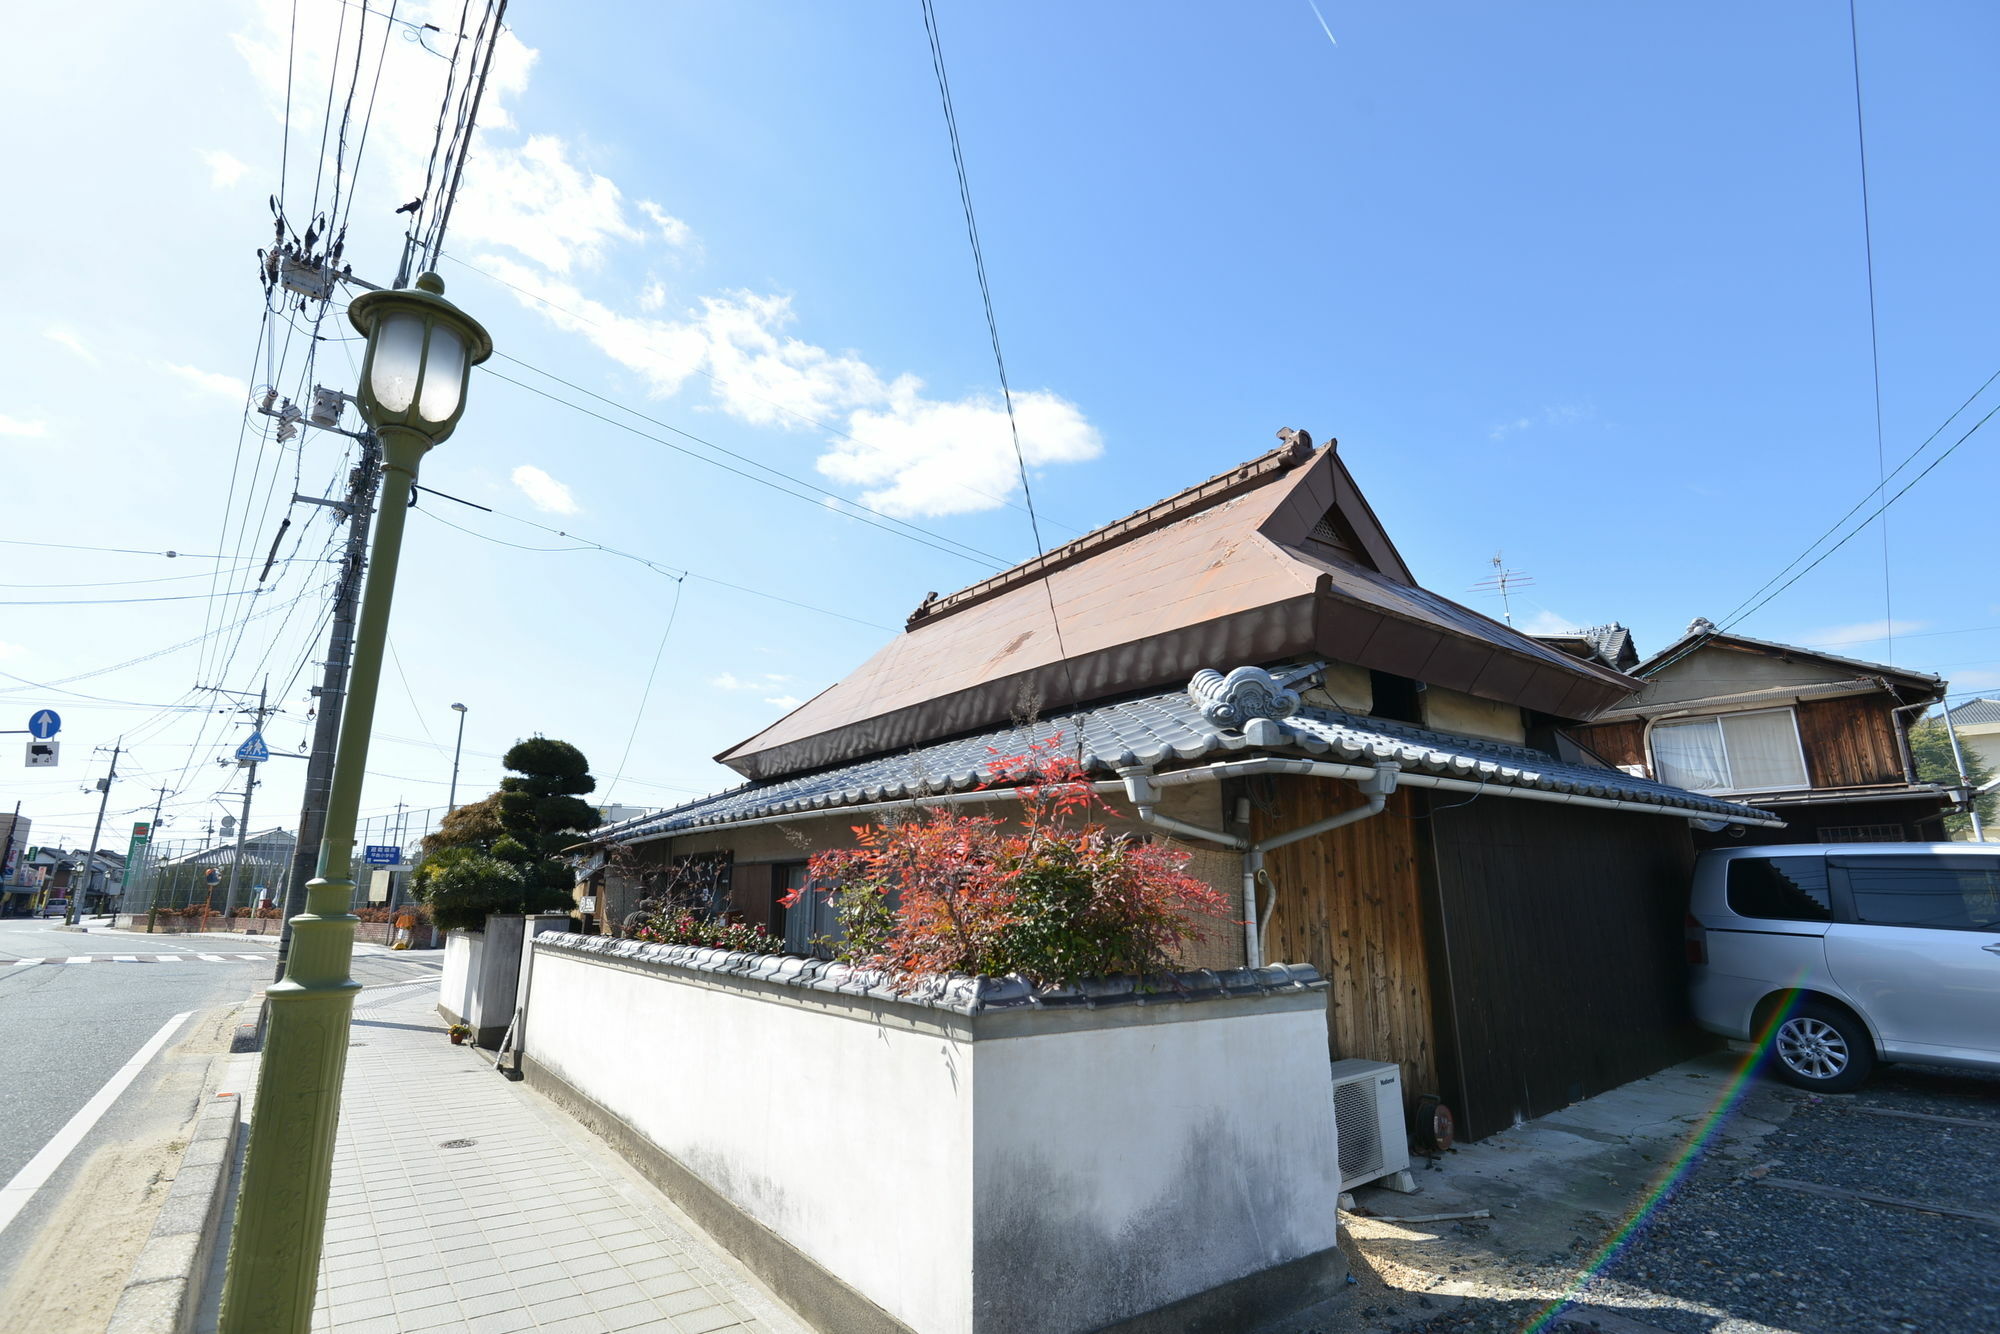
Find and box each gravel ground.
[1318,1059,2000,1334]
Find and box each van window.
[1726,857,1831,922]
[1834,857,2000,932]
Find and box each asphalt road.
[1375,1059,2000,1334]
[0,916,441,1296]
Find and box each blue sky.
[5,0,1999,849]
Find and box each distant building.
[1945,697,2000,779]
[1568,622,1957,844]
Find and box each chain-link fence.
[122,806,452,916]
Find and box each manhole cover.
[438,1138,478,1150]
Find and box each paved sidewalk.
[230,981,807,1334]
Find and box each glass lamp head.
[346,272,493,445]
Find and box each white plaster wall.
[524,942,1344,1334]
[523,949,978,1334]
[470,914,528,1033]
[440,930,481,1023]
[971,1005,1341,1331]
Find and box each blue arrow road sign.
[28,710,60,740]
[364,845,400,866]
[234,731,270,764]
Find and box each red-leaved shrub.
[784,738,1229,986]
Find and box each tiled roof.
[599,670,1765,843]
[1949,698,2000,726]
[717,441,1641,781]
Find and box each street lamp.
[220,274,491,1334]
[448,702,469,811]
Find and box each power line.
[604,576,685,806]
[0,588,276,607]
[917,0,1082,721]
[1647,395,2000,680]
[439,251,1082,533]
[0,539,242,559]
[477,362,1007,567]
[422,0,507,272]
[410,502,897,631]
[1847,0,1892,656]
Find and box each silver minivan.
[1688,843,2000,1092]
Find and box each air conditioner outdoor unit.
[1328,1058,1413,1192]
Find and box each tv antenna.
[1470,553,1535,626]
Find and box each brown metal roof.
[717,436,1642,780]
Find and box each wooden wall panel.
[1253,781,1437,1102]
[1795,695,1904,788]
[1570,720,1644,771]
[1427,799,1700,1141]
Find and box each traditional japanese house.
[587,433,1775,1140]
[1566,623,1958,846]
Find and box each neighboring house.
[1536,623,1642,673]
[22,846,127,912]
[1567,621,1955,845]
[584,433,1774,1140]
[0,811,31,914]
[1946,697,2000,781]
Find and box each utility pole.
[276,437,381,982]
[206,681,277,917]
[2,799,20,901]
[1940,703,1986,842]
[66,740,121,925]
[131,785,173,911]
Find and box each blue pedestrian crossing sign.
[28,710,60,740]
[364,845,401,866]
[234,731,270,764]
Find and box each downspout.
[1120,761,1401,970]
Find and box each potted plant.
[447,1022,472,1045]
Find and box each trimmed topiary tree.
[413,736,603,922]
[492,737,601,915]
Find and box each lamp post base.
[217,881,361,1334]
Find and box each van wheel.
[1769,1001,1874,1093]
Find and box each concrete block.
[105,1094,241,1334]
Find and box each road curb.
[105,1093,240,1334]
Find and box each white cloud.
[1490,404,1591,441]
[162,363,247,400]
[638,201,694,248]
[44,327,96,365]
[454,134,643,272]
[1945,667,2000,692]
[480,260,1102,518]
[511,465,578,514]
[823,385,1103,518]
[0,414,48,438]
[202,149,249,188]
[711,672,791,692]
[764,695,803,711]
[231,2,1100,520]
[1797,618,1927,650]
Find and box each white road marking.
[63,956,91,964]
[0,1011,192,1238]
[9,959,38,967]
[154,955,182,963]
[111,955,138,962]
[233,954,261,960]
[195,954,226,962]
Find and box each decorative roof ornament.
[1188,663,1321,730]
[1686,616,1717,636]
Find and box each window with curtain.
[1652,709,1807,793]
